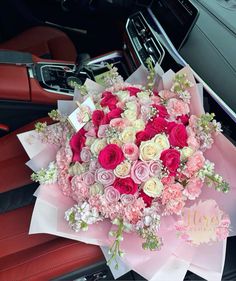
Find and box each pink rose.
[97,124,109,138]
[169,123,188,148]
[82,171,95,186]
[95,168,116,186]
[131,161,150,184]
[89,159,101,173]
[120,194,135,205]
[98,144,124,170]
[160,149,180,175]
[185,151,205,177]
[167,98,189,117]
[105,186,120,203]
[110,118,127,131]
[183,177,203,200]
[122,143,139,161]
[149,161,162,177]
[80,147,92,163]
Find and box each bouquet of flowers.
[18,62,236,280]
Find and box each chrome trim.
[45,21,87,34]
[125,12,165,66]
[39,63,75,96]
[27,68,34,78]
[87,51,123,65]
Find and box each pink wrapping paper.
[23,65,236,281]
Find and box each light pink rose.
[89,159,101,173]
[110,118,127,131]
[131,161,150,184]
[104,186,120,203]
[95,168,116,186]
[183,177,203,200]
[82,171,95,186]
[97,124,109,138]
[185,151,205,177]
[167,98,190,118]
[122,143,139,161]
[120,194,135,205]
[149,161,162,177]
[80,147,92,163]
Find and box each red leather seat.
[0,26,77,61]
[0,205,104,281]
[0,121,105,280]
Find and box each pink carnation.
[183,177,203,200]
[159,89,176,100]
[185,151,205,177]
[166,98,190,118]
[131,161,150,184]
[71,176,89,203]
[122,143,139,161]
[162,183,185,215]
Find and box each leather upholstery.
[0,117,51,193]
[0,205,104,281]
[0,26,77,61]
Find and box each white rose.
[114,161,131,178]
[85,136,95,147]
[108,137,123,147]
[133,119,145,131]
[137,91,150,101]
[122,109,137,122]
[152,134,170,151]
[115,90,130,101]
[139,140,162,161]
[143,177,163,198]
[90,138,107,155]
[120,127,136,143]
[181,147,194,161]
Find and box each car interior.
[0,0,236,280]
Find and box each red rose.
[106,107,123,121]
[100,91,118,110]
[145,117,168,137]
[151,104,169,118]
[98,144,124,169]
[153,90,159,96]
[69,128,86,162]
[169,124,188,148]
[92,110,105,127]
[177,114,189,125]
[139,190,153,207]
[135,130,152,146]
[123,87,142,97]
[160,149,180,175]
[113,177,138,195]
[167,122,178,133]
